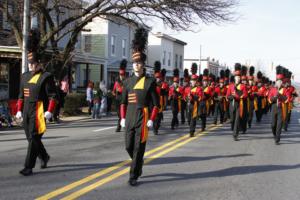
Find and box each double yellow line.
[36,124,222,200]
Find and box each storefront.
[72,52,106,92]
[0,46,21,101]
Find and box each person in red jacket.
[268,66,288,144]
[255,71,265,122]
[169,68,182,129]
[112,59,127,132]
[161,69,169,112]
[240,66,249,133]
[226,63,248,141]
[182,68,191,125]
[16,29,57,176]
[247,66,257,128]
[213,70,227,124]
[208,73,216,117]
[152,61,163,135]
[282,69,298,131]
[188,71,203,137]
[224,69,231,121]
[200,69,212,131]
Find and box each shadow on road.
[140,163,300,185]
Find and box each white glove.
[120,118,126,128]
[16,111,22,119]
[147,120,153,128]
[44,111,53,120]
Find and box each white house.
[79,17,137,89]
[184,57,227,77]
[148,32,186,79]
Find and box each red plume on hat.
[184,69,190,82]
[257,71,263,82]
[225,69,230,81]
[276,66,284,80]
[119,59,127,76]
[191,63,198,80]
[154,61,161,78]
[203,68,209,81]
[234,63,242,76]
[248,66,255,80]
[173,68,180,83]
[241,66,248,80]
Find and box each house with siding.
[80,17,136,89]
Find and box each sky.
[149,0,300,82]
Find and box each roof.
[152,32,187,46]
[0,46,22,58]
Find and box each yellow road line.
[36,124,214,200]
[60,125,221,200]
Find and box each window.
[122,39,126,57]
[3,5,13,30]
[84,35,92,52]
[179,55,183,69]
[163,51,166,65]
[168,52,171,66]
[175,54,178,68]
[0,62,9,100]
[111,35,116,56]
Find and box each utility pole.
[21,0,30,73]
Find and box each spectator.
[99,81,108,116]
[86,81,94,115]
[0,100,13,128]
[92,82,102,119]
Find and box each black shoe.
[115,128,121,132]
[233,136,239,141]
[153,130,158,135]
[275,140,280,145]
[214,121,217,125]
[171,126,174,130]
[190,132,195,137]
[128,178,138,186]
[201,128,205,132]
[19,168,33,176]
[41,155,50,169]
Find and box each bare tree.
[0,0,238,79]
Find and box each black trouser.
[115,101,121,131]
[240,100,248,133]
[189,103,198,134]
[171,110,179,128]
[181,100,186,124]
[23,103,48,169]
[125,108,147,179]
[171,101,179,128]
[283,104,290,131]
[87,101,93,115]
[248,99,254,128]
[198,101,207,131]
[229,100,242,137]
[154,112,163,133]
[255,98,263,122]
[271,104,283,142]
[214,101,224,124]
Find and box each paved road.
[0,108,300,200]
